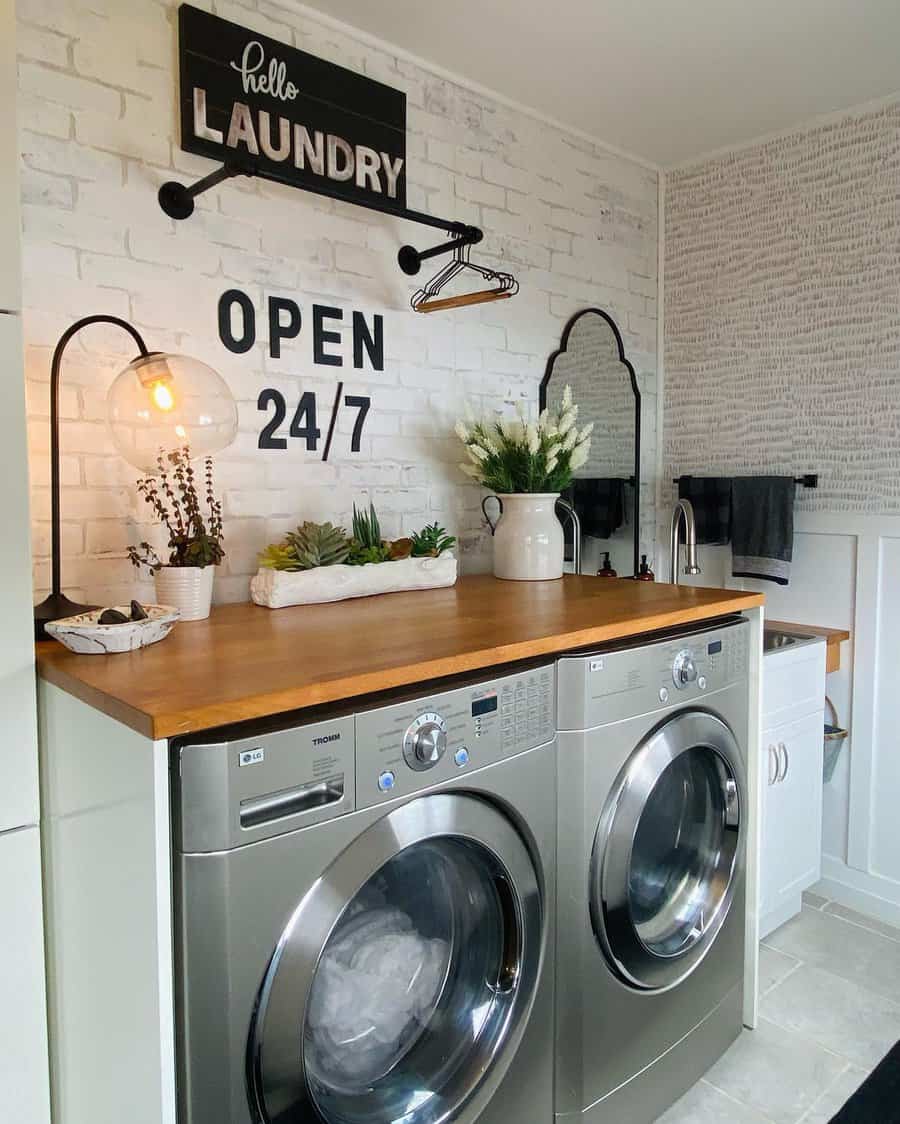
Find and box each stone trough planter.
[250,554,458,609]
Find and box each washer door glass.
[591,711,743,991]
[249,794,543,1124]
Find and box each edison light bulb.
[107,351,237,473]
[151,381,175,411]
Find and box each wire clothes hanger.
[410,237,519,313]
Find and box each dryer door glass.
[591,710,743,991]
[249,794,543,1124]
[629,746,735,955]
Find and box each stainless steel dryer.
[555,618,749,1124]
[172,663,556,1124]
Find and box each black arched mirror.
[540,308,641,577]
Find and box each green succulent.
[259,521,350,571]
[285,521,350,569]
[410,523,456,557]
[352,502,382,549]
[348,542,392,566]
[259,542,303,571]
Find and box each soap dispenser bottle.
[637,554,655,581]
[597,552,617,578]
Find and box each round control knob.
[403,712,448,771]
[414,722,447,764]
[673,650,699,689]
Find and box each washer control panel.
[356,664,555,808]
[557,618,749,731]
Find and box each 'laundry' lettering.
[192,88,406,199]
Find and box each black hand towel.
[677,476,732,545]
[731,476,794,586]
[566,478,626,540]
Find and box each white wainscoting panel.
[870,535,900,883]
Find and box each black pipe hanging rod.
[157,161,483,244]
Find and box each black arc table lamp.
[33,314,238,640]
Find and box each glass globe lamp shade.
[107,352,238,473]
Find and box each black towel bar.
[673,474,818,489]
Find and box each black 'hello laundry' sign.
[177,3,407,213]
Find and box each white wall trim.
[665,89,900,172]
[818,858,900,930]
[279,0,661,172]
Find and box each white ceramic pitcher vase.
[484,493,565,581]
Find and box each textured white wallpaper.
[665,101,900,514]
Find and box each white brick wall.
[18,0,658,606]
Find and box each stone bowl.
[45,605,180,654]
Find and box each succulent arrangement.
[455,387,592,494]
[128,447,225,574]
[259,503,456,572]
[260,522,350,571]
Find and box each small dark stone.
[98,608,129,625]
[130,600,149,621]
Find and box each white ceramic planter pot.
[489,493,564,581]
[154,565,215,621]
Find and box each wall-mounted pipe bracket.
[397,228,483,276]
[158,162,256,220]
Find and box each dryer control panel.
[557,618,749,732]
[356,664,555,809]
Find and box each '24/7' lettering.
[258,388,371,460]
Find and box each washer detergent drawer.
[174,715,356,852]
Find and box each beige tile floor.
[658,893,900,1123]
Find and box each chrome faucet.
[670,498,701,584]
[555,498,582,575]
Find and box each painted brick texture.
[665,102,900,515]
[18,0,658,606]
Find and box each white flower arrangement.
[455,389,593,493]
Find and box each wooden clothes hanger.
[411,240,519,313]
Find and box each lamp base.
[34,592,100,640]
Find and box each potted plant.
[128,447,224,621]
[455,389,592,580]
[251,505,458,608]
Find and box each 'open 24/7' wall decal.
[179,3,407,211]
[218,291,382,461]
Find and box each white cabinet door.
[0,827,51,1124]
[761,712,824,925]
[0,313,39,834]
[0,0,21,311]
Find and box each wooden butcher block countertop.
[36,575,764,740]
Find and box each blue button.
[454,747,470,767]
[377,771,396,792]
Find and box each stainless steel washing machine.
[555,617,749,1124]
[172,663,556,1124]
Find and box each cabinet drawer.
[763,642,826,727]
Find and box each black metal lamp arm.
[35,315,150,638]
